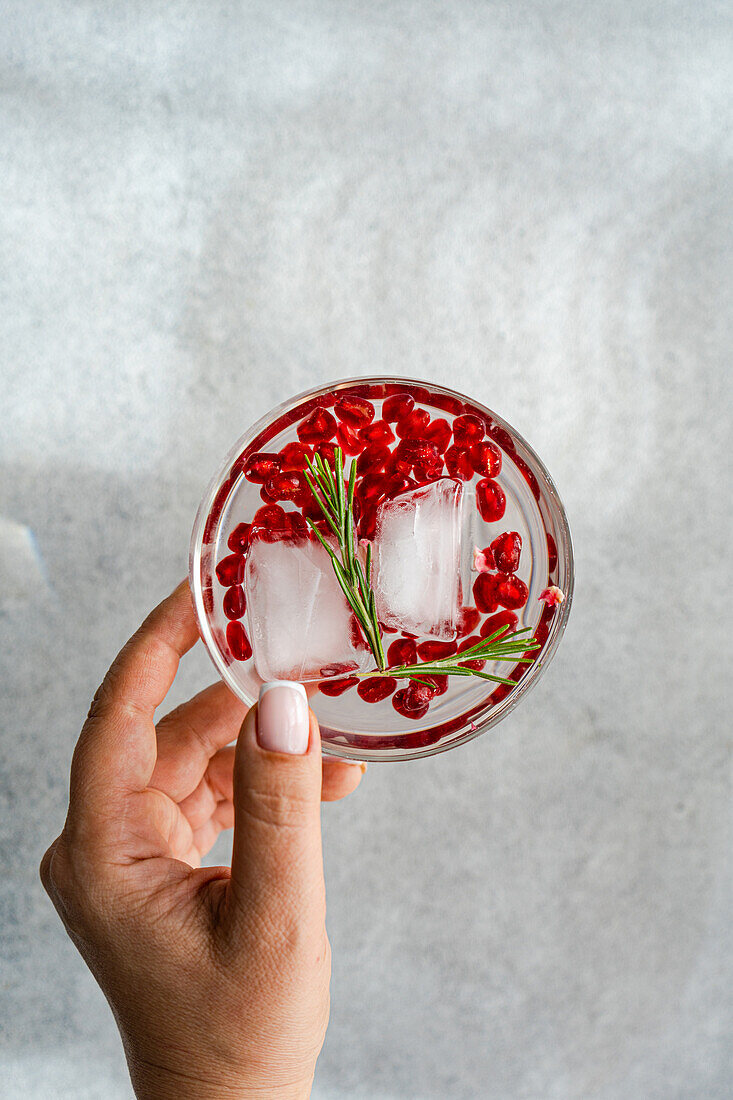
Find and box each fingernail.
[257,682,309,754]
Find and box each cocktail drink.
[189,379,573,760]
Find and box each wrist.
[130,1058,312,1100]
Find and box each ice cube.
[373,478,464,640]
[244,532,374,682]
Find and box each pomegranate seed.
[480,610,518,639]
[349,614,368,650]
[453,414,484,447]
[385,473,416,498]
[358,470,389,503]
[227,522,251,553]
[424,418,452,453]
[335,395,375,427]
[396,408,431,439]
[216,553,245,586]
[359,420,394,446]
[513,453,541,501]
[495,573,529,610]
[314,441,337,468]
[422,673,449,696]
[297,407,337,444]
[226,620,251,661]
[223,585,246,620]
[300,496,323,522]
[445,445,474,480]
[383,392,414,422]
[490,531,522,573]
[319,676,359,696]
[357,503,378,539]
[491,683,512,705]
[457,634,486,670]
[336,421,362,455]
[287,512,309,539]
[357,676,398,702]
[473,571,499,613]
[244,452,282,484]
[260,483,279,504]
[470,441,502,477]
[547,532,558,573]
[417,639,457,660]
[476,478,506,521]
[265,470,307,502]
[488,424,515,452]
[392,684,430,720]
[473,545,493,572]
[279,441,312,471]
[359,444,391,475]
[387,637,418,666]
[252,504,287,530]
[457,606,481,637]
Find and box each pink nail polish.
[257,682,309,754]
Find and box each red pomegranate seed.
[297,407,337,444]
[227,522,251,554]
[490,531,522,573]
[336,421,362,456]
[335,395,375,427]
[313,441,337,468]
[488,424,515,452]
[547,532,558,573]
[320,661,358,678]
[453,414,484,447]
[359,444,391,475]
[259,483,279,503]
[456,606,481,637]
[359,419,394,446]
[491,683,512,705]
[279,441,312,471]
[392,684,430,720]
[476,478,506,521]
[252,504,287,530]
[357,503,378,539]
[495,573,529,610]
[358,470,389,502]
[424,418,452,453]
[383,392,414,422]
[385,473,416,498]
[417,639,457,661]
[223,585,246,620]
[422,674,449,696]
[473,571,499,613]
[287,512,309,539]
[513,453,541,501]
[226,620,251,661]
[244,452,282,484]
[348,614,368,650]
[387,637,418,666]
[457,634,486,670]
[396,408,431,439]
[319,676,359,696]
[470,441,502,477]
[480,610,518,639]
[445,445,474,480]
[267,470,307,503]
[300,495,323,522]
[357,676,398,702]
[216,553,245,586]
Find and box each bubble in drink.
[244,532,373,682]
[373,478,464,641]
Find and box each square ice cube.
[373,478,464,640]
[245,532,374,682]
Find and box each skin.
[39,580,366,1099]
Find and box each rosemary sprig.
[303,447,540,685]
[304,447,387,671]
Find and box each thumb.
[228,682,324,929]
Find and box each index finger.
[67,580,200,821]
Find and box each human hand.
[40,581,365,1099]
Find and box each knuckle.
[239,784,314,830]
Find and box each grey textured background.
[1,2,731,1097]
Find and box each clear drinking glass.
[189,378,574,761]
